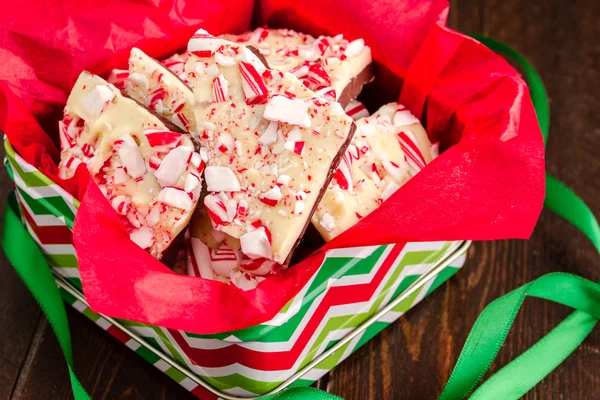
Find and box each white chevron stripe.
[53,267,81,278]
[325,245,380,258]
[182,245,396,352]
[314,328,354,357]
[42,244,76,255]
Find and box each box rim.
[54,240,471,399]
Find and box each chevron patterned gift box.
[4,139,468,398]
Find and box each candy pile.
[61,27,437,290]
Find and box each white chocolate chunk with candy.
[111,48,195,133]
[185,30,356,264]
[222,28,373,106]
[313,103,436,241]
[58,71,204,260]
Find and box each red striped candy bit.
[259,185,282,207]
[81,143,95,158]
[344,100,369,120]
[58,120,76,150]
[172,112,191,131]
[147,88,167,110]
[239,61,269,105]
[148,155,162,171]
[306,63,331,90]
[314,87,337,102]
[283,140,305,155]
[398,131,427,171]
[209,246,239,277]
[290,62,309,79]
[64,156,82,171]
[111,195,131,216]
[240,226,272,260]
[333,151,353,190]
[316,37,330,55]
[355,212,363,219]
[361,162,382,186]
[240,257,276,276]
[237,199,249,217]
[204,193,235,225]
[212,74,229,102]
[143,130,182,148]
[381,158,406,182]
[107,69,129,90]
[347,144,360,160]
[188,29,221,57]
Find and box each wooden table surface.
[1,0,599,399]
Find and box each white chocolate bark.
[222,28,371,103]
[58,71,204,259]
[313,103,435,241]
[185,29,356,264]
[125,48,196,133]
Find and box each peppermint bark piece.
[185,30,356,264]
[222,28,373,107]
[124,48,196,133]
[58,71,204,260]
[312,103,436,241]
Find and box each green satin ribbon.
[1,37,598,400]
[438,36,600,400]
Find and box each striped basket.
[4,138,468,398]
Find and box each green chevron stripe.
[298,249,439,368]
[16,187,76,227]
[46,253,78,268]
[427,266,460,294]
[188,246,391,341]
[136,342,162,364]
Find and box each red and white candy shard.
[313,102,436,241]
[185,208,276,289]
[221,28,372,103]
[344,100,370,121]
[58,71,204,260]
[119,48,195,134]
[185,30,356,264]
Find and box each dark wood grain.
[1,0,599,398]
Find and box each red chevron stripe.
[168,243,405,370]
[191,385,218,400]
[106,325,131,344]
[20,203,73,245]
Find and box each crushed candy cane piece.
[82,85,115,118]
[264,95,311,128]
[204,166,241,192]
[240,227,273,260]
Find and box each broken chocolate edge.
[337,64,375,109]
[281,120,358,267]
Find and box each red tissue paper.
[0,0,544,334]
